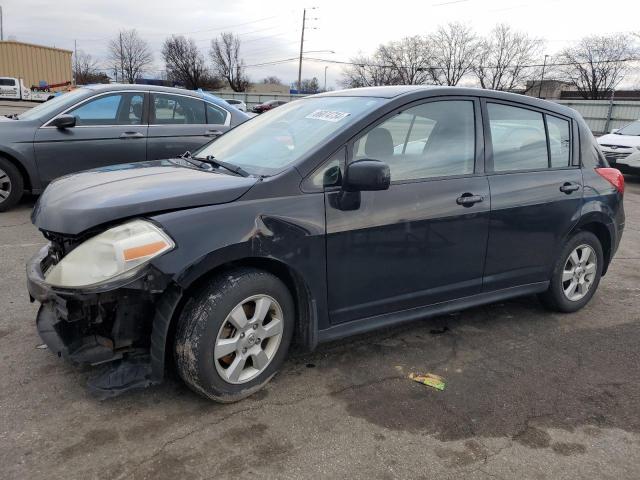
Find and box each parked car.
[224,98,247,112]
[252,99,287,113]
[597,119,640,168]
[27,86,624,402]
[615,148,640,175]
[0,84,249,211]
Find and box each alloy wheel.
[0,168,11,204]
[562,244,597,302]
[214,295,284,384]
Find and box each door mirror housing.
[50,114,76,129]
[610,128,619,134]
[343,159,390,192]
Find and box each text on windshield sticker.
[305,110,351,122]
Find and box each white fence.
[553,99,640,135]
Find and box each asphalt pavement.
[1,180,639,480]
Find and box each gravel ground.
[1,178,639,480]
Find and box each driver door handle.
[456,194,484,206]
[205,129,223,137]
[559,182,580,194]
[119,131,144,139]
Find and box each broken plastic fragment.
[409,372,445,391]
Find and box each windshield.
[616,120,640,136]
[17,88,88,121]
[194,96,384,176]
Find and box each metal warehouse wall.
[554,99,640,135]
[0,41,72,88]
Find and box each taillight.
[595,167,624,194]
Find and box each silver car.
[0,84,249,211]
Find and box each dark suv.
[26,86,625,402]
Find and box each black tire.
[538,231,604,313]
[0,157,24,212]
[174,267,294,402]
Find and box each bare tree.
[474,24,543,91]
[162,35,209,89]
[555,34,638,99]
[298,77,320,93]
[262,76,283,85]
[108,29,153,83]
[378,36,432,85]
[73,50,107,84]
[341,37,431,88]
[340,53,397,88]
[210,32,249,92]
[428,22,479,86]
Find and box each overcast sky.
[2,0,639,89]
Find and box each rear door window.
[152,93,206,125]
[488,103,548,171]
[0,78,16,86]
[205,103,229,125]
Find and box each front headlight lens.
[45,219,174,288]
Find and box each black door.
[147,93,229,160]
[482,100,583,291]
[325,98,490,324]
[34,91,147,183]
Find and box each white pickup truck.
[0,77,58,102]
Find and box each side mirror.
[50,114,76,129]
[343,159,390,192]
[610,128,619,134]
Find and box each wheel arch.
[569,216,614,275]
[150,255,318,382]
[0,149,33,192]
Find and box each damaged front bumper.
[27,245,174,397]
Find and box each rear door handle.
[119,131,144,139]
[456,193,484,206]
[559,182,580,194]
[205,129,223,137]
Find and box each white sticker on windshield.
[305,110,351,122]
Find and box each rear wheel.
[538,231,603,312]
[174,268,294,402]
[0,157,24,212]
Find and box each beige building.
[0,40,72,88]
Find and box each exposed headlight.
[44,220,174,288]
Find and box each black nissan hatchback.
[27,86,625,402]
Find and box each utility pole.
[1,6,4,42]
[537,54,549,99]
[73,39,78,85]
[297,9,306,93]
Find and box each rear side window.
[152,94,206,125]
[206,103,228,125]
[488,103,548,171]
[353,100,475,181]
[547,115,571,167]
[0,78,16,86]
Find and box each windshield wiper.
[192,155,250,177]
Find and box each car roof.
[83,83,205,99]
[314,85,577,118]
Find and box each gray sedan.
[0,84,249,211]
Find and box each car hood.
[32,160,259,235]
[597,133,640,148]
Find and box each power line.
[301,56,640,71]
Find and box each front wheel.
[0,157,24,212]
[174,268,294,402]
[538,231,604,313]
